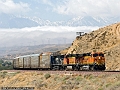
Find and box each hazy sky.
[0,0,119,47]
[0,0,120,21]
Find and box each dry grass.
[0,71,120,90]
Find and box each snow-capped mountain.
[66,16,120,26]
[0,14,39,28]
[0,14,119,47]
[0,13,120,28]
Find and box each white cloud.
[41,0,52,6]
[0,26,99,47]
[0,0,30,14]
[52,0,120,17]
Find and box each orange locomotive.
[63,52,106,70]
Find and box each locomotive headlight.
[99,57,100,59]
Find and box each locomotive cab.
[91,52,106,70]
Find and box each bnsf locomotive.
[13,52,106,71]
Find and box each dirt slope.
[66,22,120,71]
[0,71,120,90]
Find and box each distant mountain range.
[0,14,120,28]
[0,44,70,57]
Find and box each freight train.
[13,52,106,71]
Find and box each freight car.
[13,53,51,70]
[13,52,106,71]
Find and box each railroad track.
[1,70,120,76]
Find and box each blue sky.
[0,0,120,21]
[0,0,72,21]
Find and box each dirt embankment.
[0,71,120,90]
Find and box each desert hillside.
[65,22,120,71]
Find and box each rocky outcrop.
[66,22,120,71]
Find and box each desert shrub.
[76,76,82,81]
[60,85,74,90]
[3,71,7,74]
[0,65,13,71]
[0,71,7,78]
[35,81,47,89]
[40,72,43,75]
[98,88,104,90]
[110,81,120,90]
[16,71,20,74]
[76,36,80,40]
[71,43,73,45]
[54,76,59,81]
[62,76,70,81]
[44,73,51,79]
[84,74,93,79]
[74,86,79,89]
[106,83,111,88]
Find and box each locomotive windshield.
[66,54,76,57]
[92,53,104,57]
[99,53,104,57]
[93,53,98,57]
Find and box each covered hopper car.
[13,52,106,71]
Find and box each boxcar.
[13,53,51,70]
